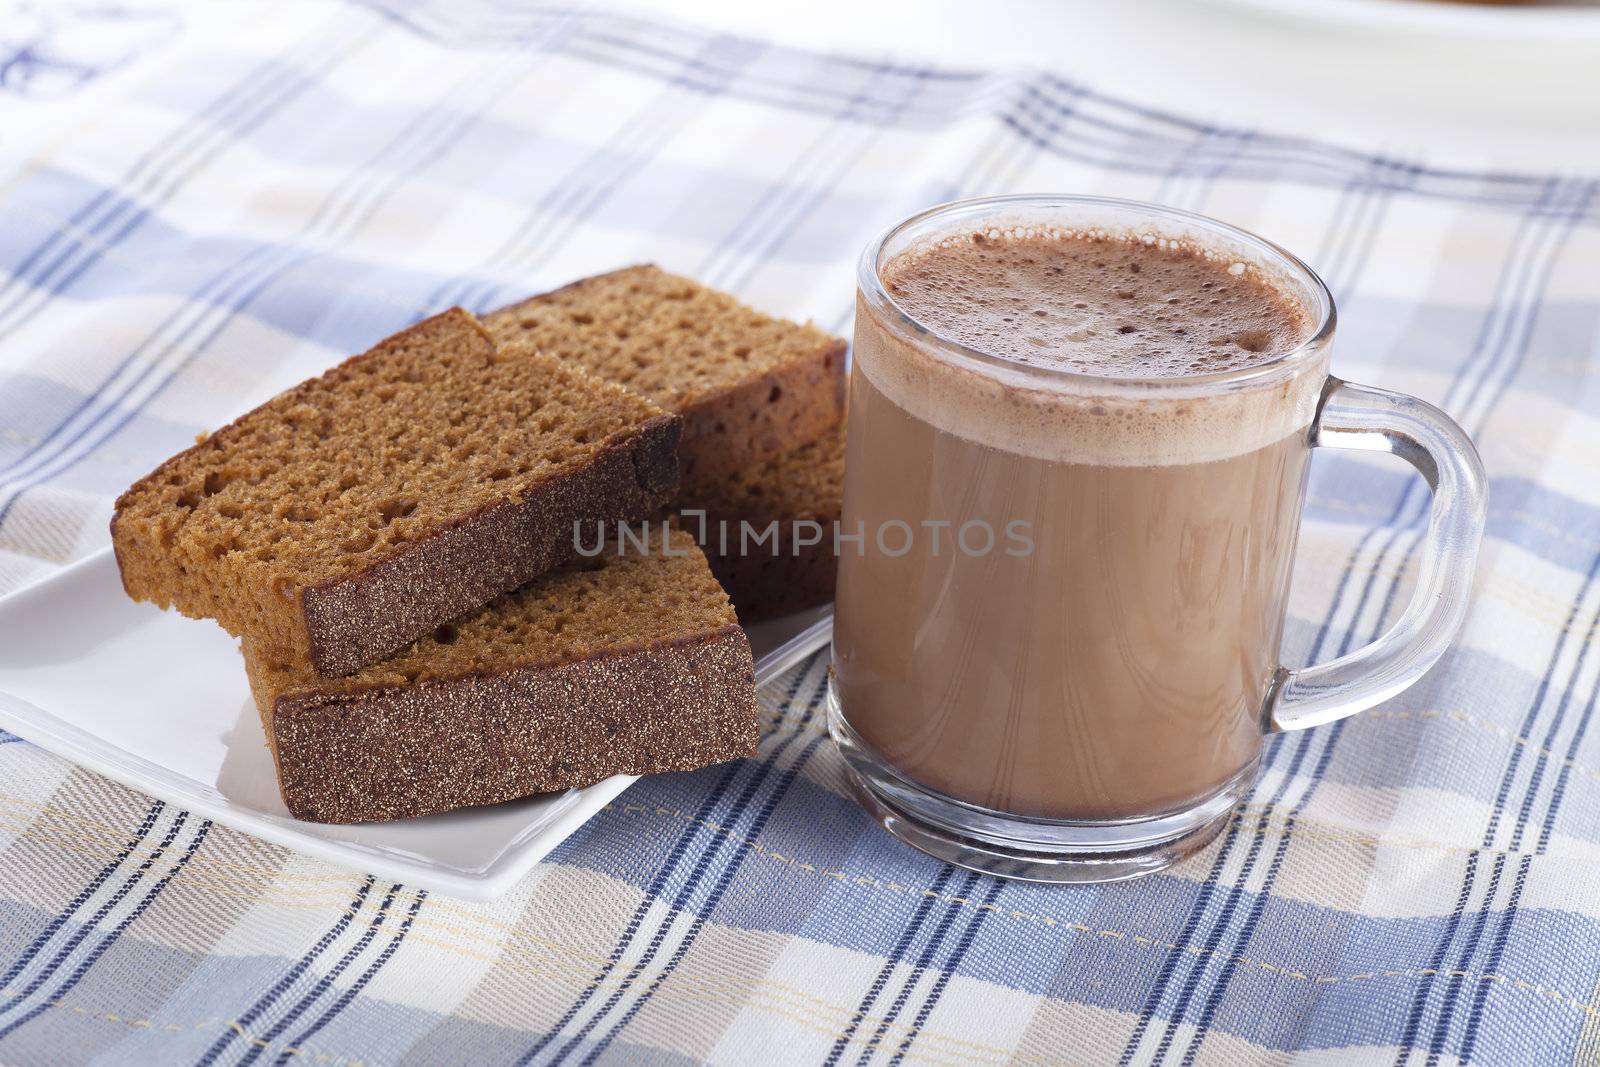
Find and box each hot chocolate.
[831,227,1323,820]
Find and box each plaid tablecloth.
[2,2,1599,1064]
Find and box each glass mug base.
[826,676,1257,884]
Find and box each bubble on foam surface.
[860,228,1327,466]
[880,227,1310,379]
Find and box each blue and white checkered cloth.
[2,2,1600,1063]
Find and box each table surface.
[2,2,1599,1065]
[608,0,1600,171]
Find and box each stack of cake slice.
[113,270,847,823]
[485,266,848,621]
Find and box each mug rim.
[857,193,1338,392]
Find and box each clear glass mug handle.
[1265,376,1489,733]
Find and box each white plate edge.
[0,547,835,900]
[1198,0,1600,41]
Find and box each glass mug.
[827,194,1487,882]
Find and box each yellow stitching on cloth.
[1570,974,1600,1067]
[1350,709,1600,784]
[6,740,1600,1034]
[4,730,1597,929]
[0,987,366,1065]
[1311,495,1600,558]
[0,768,1020,1050]
[763,699,1600,789]
[9,764,1592,1022]
[6,778,1596,1029]
[6,917,1010,1067]
[599,803,1600,1021]
[0,818,1035,1067]
[1230,811,1541,860]
[384,939,994,1067]
[760,709,824,734]
[5,790,1598,1052]
[1289,543,1595,635]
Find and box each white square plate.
[0,548,833,901]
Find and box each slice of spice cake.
[241,529,757,823]
[484,265,845,490]
[113,308,680,676]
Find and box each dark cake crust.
[258,625,758,823]
[299,415,681,675]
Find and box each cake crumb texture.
[113,308,680,675]
[485,266,845,487]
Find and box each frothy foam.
[858,228,1327,466]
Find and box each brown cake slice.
[241,528,757,823]
[680,422,845,622]
[112,308,680,677]
[483,265,845,489]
